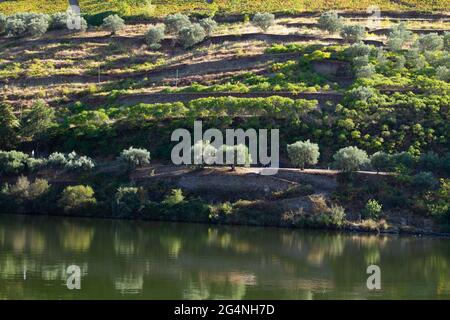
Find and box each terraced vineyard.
[0,5,449,234]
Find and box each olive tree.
[118,147,151,168]
[219,144,252,171]
[164,13,191,34]
[191,140,217,166]
[58,185,97,213]
[51,12,68,30]
[436,66,450,81]
[340,25,365,43]
[333,146,369,172]
[251,13,275,32]
[287,140,320,170]
[20,100,56,142]
[416,33,444,52]
[317,11,343,34]
[444,32,450,51]
[199,17,218,36]
[27,15,50,37]
[179,23,206,49]
[5,16,27,37]
[387,22,413,51]
[0,103,19,150]
[0,13,6,34]
[102,14,125,35]
[145,24,165,49]
[370,151,392,173]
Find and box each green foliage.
[27,14,50,37]
[317,11,343,34]
[251,12,275,32]
[416,33,444,52]
[370,151,392,172]
[118,147,151,168]
[333,146,369,172]
[287,140,320,169]
[340,25,365,43]
[163,189,185,206]
[199,17,217,36]
[102,14,125,35]
[3,176,50,202]
[145,24,165,49]
[0,103,19,149]
[20,100,56,141]
[0,150,29,175]
[47,151,95,171]
[50,12,68,30]
[112,187,144,217]
[219,144,252,168]
[363,199,382,220]
[0,13,6,34]
[164,13,191,34]
[435,66,450,82]
[387,22,413,51]
[425,179,450,219]
[330,205,346,227]
[191,140,217,166]
[412,172,439,191]
[58,185,97,213]
[178,23,206,49]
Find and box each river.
[0,214,449,299]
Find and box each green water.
[0,214,449,300]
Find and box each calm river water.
[0,214,449,299]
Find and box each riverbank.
[1,164,448,237]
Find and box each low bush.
[340,25,365,43]
[102,14,125,35]
[199,17,217,36]
[179,23,206,48]
[287,140,320,170]
[145,24,165,49]
[252,13,275,32]
[164,13,191,34]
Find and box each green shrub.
[251,12,275,32]
[348,86,374,102]
[345,43,372,57]
[164,13,191,34]
[0,150,29,175]
[363,199,382,220]
[179,23,206,48]
[287,140,320,169]
[191,140,217,166]
[199,17,217,36]
[58,185,97,213]
[145,24,165,49]
[412,172,439,191]
[416,33,444,52]
[370,151,392,172]
[0,103,19,149]
[340,25,365,43]
[435,66,450,81]
[356,64,376,78]
[118,147,151,168]
[4,176,50,202]
[51,12,68,30]
[219,144,252,169]
[444,32,450,51]
[5,16,27,36]
[330,205,346,227]
[333,146,369,172]
[27,15,50,37]
[20,100,56,141]
[317,11,343,34]
[0,13,6,34]
[47,151,95,171]
[387,23,413,51]
[163,189,185,206]
[112,187,142,217]
[102,14,125,35]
